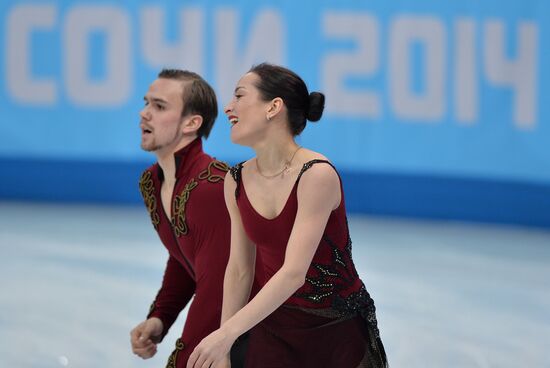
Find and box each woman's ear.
[266,97,284,121]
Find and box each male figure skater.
[130,69,244,367]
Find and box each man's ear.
[181,115,203,135]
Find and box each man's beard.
[141,123,184,152]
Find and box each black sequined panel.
[296,159,336,183]
[294,232,357,304]
[333,284,380,338]
[229,162,245,198]
[294,223,381,339]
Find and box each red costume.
[139,138,232,367]
[230,159,388,368]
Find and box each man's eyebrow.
[234,86,245,93]
[144,96,168,104]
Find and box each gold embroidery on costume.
[139,171,160,229]
[172,179,198,237]
[165,338,185,368]
[171,160,229,237]
[198,160,230,183]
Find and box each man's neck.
[156,135,198,182]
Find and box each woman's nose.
[224,103,232,115]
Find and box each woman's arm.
[187,163,341,368]
[220,170,257,325]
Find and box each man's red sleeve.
[147,255,196,340]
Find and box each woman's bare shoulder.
[296,148,331,165]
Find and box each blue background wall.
[1,0,549,227]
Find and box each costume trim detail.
[198,160,229,183]
[173,160,229,237]
[172,179,198,237]
[139,171,160,230]
[165,338,185,368]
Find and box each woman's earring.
[266,115,271,121]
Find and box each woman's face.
[224,72,272,146]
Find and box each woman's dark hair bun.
[307,92,325,122]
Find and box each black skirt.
[243,306,387,368]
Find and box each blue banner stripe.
[1,159,548,228]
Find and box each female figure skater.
[187,63,388,368]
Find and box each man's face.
[139,78,185,154]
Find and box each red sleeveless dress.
[230,160,388,368]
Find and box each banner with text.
[1,0,548,185]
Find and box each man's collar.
[157,137,203,181]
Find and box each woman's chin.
[230,130,247,146]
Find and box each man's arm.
[148,255,196,335]
[131,255,195,359]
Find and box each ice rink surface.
[1,202,549,368]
